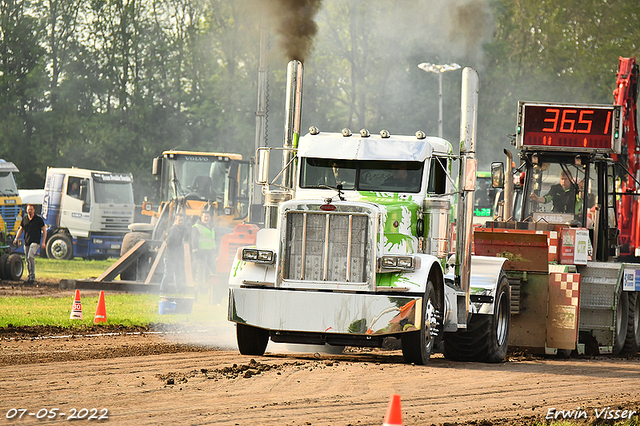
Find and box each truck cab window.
[427,157,446,194]
[67,177,82,199]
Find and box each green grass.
[34,257,118,280]
[0,293,227,327]
[3,257,228,327]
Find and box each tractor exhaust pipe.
[503,149,514,220]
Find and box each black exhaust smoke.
[264,0,323,62]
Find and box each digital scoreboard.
[515,102,622,153]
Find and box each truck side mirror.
[491,162,504,188]
[152,157,163,176]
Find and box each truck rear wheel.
[236,323,269,356]
[4,253,23,281]
[613,290,629,355]
[46,234,74,260]
[401,279,440,365]
[623,292,639,354]
[443,272,510,363]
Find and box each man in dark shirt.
[530,170,577,213]
[14,204,47,283]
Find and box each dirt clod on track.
[2,280,640,426]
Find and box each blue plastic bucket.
[158,299,177,315]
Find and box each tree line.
[0,0,637,201]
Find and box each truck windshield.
[93,181,134,204]
[0,172,18,196]
[300,158,423,193]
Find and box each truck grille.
[284,211,370,283]
[101,215,132,233]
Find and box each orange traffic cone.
[70,289,83,320]
[383,394,402,426]
[94,291,107,324]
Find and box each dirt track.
[1,281,640,425]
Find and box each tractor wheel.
[613,290,629,355]
[0,254,8,280]
[443,271,511,363]
[623,292,640,354]
[119,232,149,281]
[46,234,74,260]
[4,253,23,281]
[236,323,269,356]
[401,278,440,365]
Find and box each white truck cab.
[41,167,135,260]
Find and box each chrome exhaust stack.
[281,60,303,190]
[456,67,479,320]
[258,60,303,228]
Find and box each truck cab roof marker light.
[360,129,370,137]
[309,126,320,135]
[380,130,390,138]
[342,128,352,137]
[416,130,426,139]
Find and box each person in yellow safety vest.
[191,208,216,291]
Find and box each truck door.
[62,176,91,238]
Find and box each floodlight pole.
[417,62,462,138]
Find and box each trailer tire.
[613,290,629,355]
[119,232,149,281]
[401,278,440,365]
[4,253,23,281]
[443,272,510,363]
[236,323,269,356]
[46,234,74,260]
[623,292,639,354]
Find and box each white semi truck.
[41,167,135,260]
[227,61,510,364]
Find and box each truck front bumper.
[228,287,422,337]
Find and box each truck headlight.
[242,248,276,264]
[396,257,414,269]
[93,238,104,244]
[381,256,397,268]
[380,256,416,271]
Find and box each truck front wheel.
[236,323,269,356]
[401,279,440,365]
[443,272,510,363]
[46,234,74,260]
